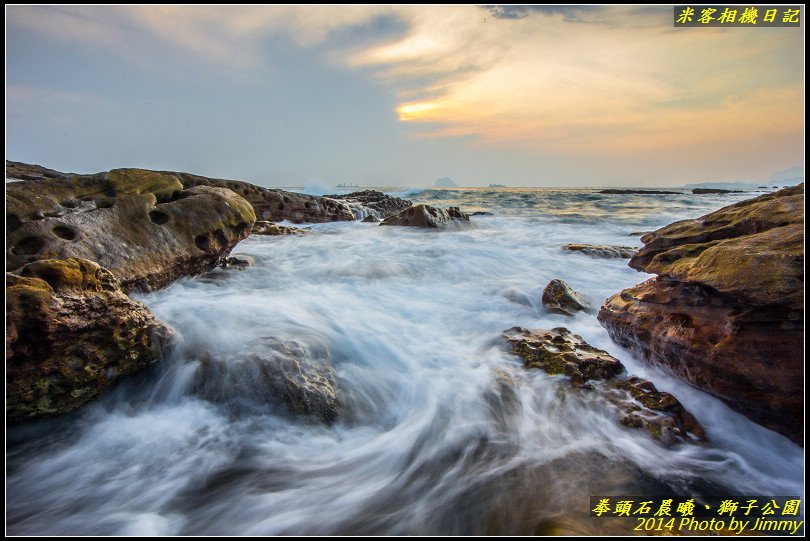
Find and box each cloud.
[7,5,803,180]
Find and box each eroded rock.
[7,169,257,292]
[6,258,174,422]
[504,327,705,445]
[599,185,804,444]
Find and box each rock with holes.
[6,258,174,422]
[562,244,637,259]
[379,204,471,228]
[504,327,705,445]
[541,279,590,316]
[598,185,804,445]
[6,167,256,292]
[190,337,340,422]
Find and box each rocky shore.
[5,161,363,421]
[6,161,804,449]
[598,185,804,444]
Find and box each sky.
[5,5,805,187]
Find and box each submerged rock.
[380,204,471,228]
[252,221,308,236]
[599,185,804,444]
[6,258,174,422]
[220,255,254,269]
[362,215,380,223]
[191,337,340,422]
[562,244,637,259]
[7,168,257,292]
[325,190,412,219]
[504,327,705,445]
[541,279,590,316]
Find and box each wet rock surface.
[6,258,174,422]
[562,244,638,259]
[190,337,340,422]
[504,327,705,445]
[599,185,804,444]
[541,279,590,316]
[252,221,308,236]
[380,204,471,228]
[325,190,412,220]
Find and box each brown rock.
[562,244,637,259]
[380,204,471,228]
[599,185,804,444]
[541,279,590,316]
[7,168,257,292]
[504,327,705,444]
[171,171,354,223]
[6,258,174,422]
[631,185,803,308]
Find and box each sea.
[6,187,803,535]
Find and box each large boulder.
[598,185,804,444]
[7,168,257,292]
[380,204,470,228]
[504,327,705,445]
[6,258,174,422]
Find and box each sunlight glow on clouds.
[6,5,804,185]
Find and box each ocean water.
[6,188,803,535]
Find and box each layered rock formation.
[380,204,471,228]
[7,167,256,292]
[505,327,705,445]
[598,185,804,444]
[6,258,174,421]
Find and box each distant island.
[489,183,506,188]
[434,177,458,188]
[335,183,360,188]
